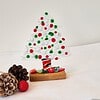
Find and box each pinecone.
[0,73,18,96]
[8,64,29,81]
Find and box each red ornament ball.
[58,68,65,72]
[62,38,65,41]
[47,67,55,73]
[65,52,68,55]
[41,22,45,26]
[33,43,36,46]
[30,69,37,74]
[54,31,57,34]
[61,45,65,49]
[40,17,44,20]
[18,80,29,92]
[51,38,56,42]
[55,57,58,60]
[48,45,51,48]
[50,24,53,28]
[38,33,42,37]
[44,27,47,30]
[46,55,49,58]
[30,49,34,53]
[33,29,37,32]
[38,55,42,59]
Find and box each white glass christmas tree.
[24,12,68,60]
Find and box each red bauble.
[44,27,47,30]
[38,33,42,37]
[33,29,37,32]
[40,17,44,20]
[48,45,51,48]
[65,52,68,55]
[62,38,65,41]
[30,69,37,74]
[55,57,58,60]
[47,67,55,73]
[50,24,53,28]
[58,68,65,72]
[46,55,49,58]
[61,45,65,49]
[30,49,34,53]
[18,80,29,92]
[38,55,42,59]
[41,22,45,26]
[51,38,56,42]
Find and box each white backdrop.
[0,0,100,52]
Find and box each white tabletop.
[0,43,100,100]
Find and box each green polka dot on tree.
[45,12,48,15]
[28,43,32,46]
[59,40,62,43]
[37,40,41,44]
[49,50,53,53]
[48,32,54,36]
[58,50,62,54]
[54,25,57,29]
[26,55,30,58]
[34,34,37,38]
[51,19,54,23]
[34,55,38,59]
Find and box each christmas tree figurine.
[24,12,68,81]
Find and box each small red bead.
[51,38,56,42]
[58,68,65,72]
[38,33,42,37]
[62,38,65,41]
[33,29,37,32]
[47,68,55,73]
[54,31,57,33]
[46,55,49,58]
[55,57,58,60]
[48,45,51,48]
[44,27,47,30]
[61,45,65,49]
[41,22,45,26]
[38,55,42,59]
[50,24,53,28]
[65,52,68,55]
[33,43,36,46]
[30,49,34,53]
[41,47,43,50]
[30,69,37,74]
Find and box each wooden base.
[30,71,67,81]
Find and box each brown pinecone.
[0,73,18,96]
[8,64,29,81]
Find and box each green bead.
[41,37,43,39]
[44,47,47,49]
[49,50,53,53]
[28,43,32,46]
[48,32,54,36]
[34,55,38,59]
[34,34,37,38]
[51,19,54,23]
[58,50,62,54]
[26,55,30,58]
[37,40,41,44]
[51,44,54,47]
[41,21,44,23]
[59,40,62,43]
[36,26,38,29]
[45,12,48,15]
[45,38,48,40]
[54,25,57,29]
[46,35,48,38]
